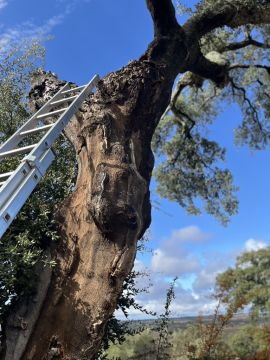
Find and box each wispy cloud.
[0,0,91,48]
[0,15,64,48]
[0,0,8,11]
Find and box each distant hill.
[125,312,270,333]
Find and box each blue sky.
[1,0,270,317]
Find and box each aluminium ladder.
[0,74,100,239]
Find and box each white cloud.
[170,226,210,244]
[0,0,91,48]
[116,272,219,320]
[150,226,209,275]
[0,0,8,11]
[193,269,216,292]
[244,238,268,252]
[116,231,270,320]
[0,15,65,48]
[152,248,200,275]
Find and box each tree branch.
[229,77,266,135]
[190,54,229,85]
[220,37,270,52]
[161,72,201,122]
[146,0,180,36]
[183,1,270,39]
[229,63,270,74]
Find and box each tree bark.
[26,62,178,360]
[3,0,270,358]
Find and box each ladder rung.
[20,124,54,136]
[0,144,37,158]
[50,95,77,106]
[0,182,6,186]
[61,85,85,95]
[37,108,67,119]
[0,171,13,180]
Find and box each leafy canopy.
[154,1,270,224]
[216,247,270,318]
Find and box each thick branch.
[146,0,180,36]
[184,1,270,39]
[189,53,229,85]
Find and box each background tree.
[216,247,270,318]
[3,1,270,359]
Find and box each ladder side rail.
[0,149,55,209]
[0,82,71,156]
[0,149,55,238]
[25,75,100,162]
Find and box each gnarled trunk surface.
[4,56,181,359]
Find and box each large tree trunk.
[25,60,176,360]
[4,58,185,360]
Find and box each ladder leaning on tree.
[0,74,100,239]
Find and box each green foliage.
[153,7,270,224]
[0,40,45,140]
[225,323,270,360]
[106,328,156,360]
[216,247,270,318]
[105,277,177,360]
[0,41,76,324]
[155,277,177,360]
[227,325,261,359]
[169,324,236,360]
[105,320,270,360]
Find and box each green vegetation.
[155,277,178,360]
[0,41,76,325]
[105,316,270,360]
[99,247,155,358]
[153,4,270,224]
[105,247,270,359]
[217,247,270,318]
